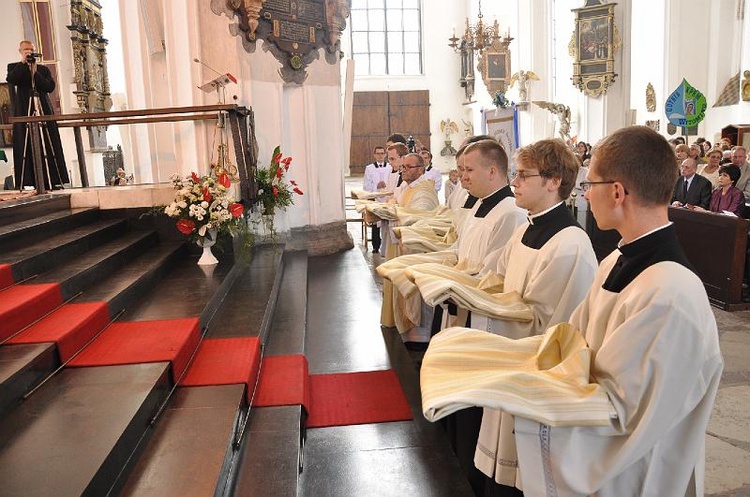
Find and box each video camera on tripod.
[25,52,42,63]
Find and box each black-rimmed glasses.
[511,171,543,181]
[579,180,616,192]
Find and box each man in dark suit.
[6,40,68,190]
[671,158,712,209]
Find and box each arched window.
[350,0,422,76]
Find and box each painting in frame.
[569,1,621,97]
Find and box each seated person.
[694,164,745,217]
[670,157,712,209]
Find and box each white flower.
[201,201,209,208]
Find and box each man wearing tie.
[362,146,390,252]
[671,157,711,209]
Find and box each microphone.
[193,58,223,77]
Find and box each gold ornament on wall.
[742,70,750,102]
[569,1,621,97]
[646,83,656,112]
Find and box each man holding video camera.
[6,39,68,190]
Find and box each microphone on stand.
[193,58,223,77]
[193,58,237,84]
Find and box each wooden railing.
[586,207,750,310]
[6,104,258,203]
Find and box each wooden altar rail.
[7,104,258,203]
[586,207,750,311]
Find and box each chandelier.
[448,0,508,53]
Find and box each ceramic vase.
[196,228,219,265]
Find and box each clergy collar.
[376,162,385,168]
[474,185,514,218]
[462,194,479,209]
[603,223,693,293]
[521,202,580,249]
[528,201,564,225]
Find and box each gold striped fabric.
[421,324,618,426]
[408,268,531,322]
[350,189,393,200]
[377,251,458,298]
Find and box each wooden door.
[350,90,430,171]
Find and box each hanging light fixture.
[448,0,508,53]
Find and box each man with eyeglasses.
[510,126,722,496]
[459,139,597,496]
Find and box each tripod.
[19,61,63,192]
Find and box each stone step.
[0,218,128,282]
[0,342,57,419]
[0,206,100,254]
[0,362,171,496]
[0,193,70,227]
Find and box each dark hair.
[387,133,407,145]
[463,139,509,176]
[719,165,741,186]
[387,142,408,157]
[593,126,677,205]
[516,139,579,200]
[420,149,433,159]
[373,146,385,153]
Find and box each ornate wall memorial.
[224,0,350,84]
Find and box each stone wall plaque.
[226,0,350,84]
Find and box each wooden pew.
[585,208,750,310]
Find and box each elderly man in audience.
[670,157,712,209]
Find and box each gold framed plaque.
[568,1,621,97]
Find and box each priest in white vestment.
[512,126,723,497]
[468,139,598,494]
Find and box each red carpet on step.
[307,369,413,428]
[68,318,200,381]
[0,264,13,290]
[180,337,261,402]
[0,283,62,341]
[8,302,110,362]
[254,355,311,410]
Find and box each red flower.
[273,186,279,196]
[176,218,195,234]
[203,187,211,202]
[191,172,200,183]
[218,173,230,188]
[293,187,304,195]
[229,202,244,218]
[273,152,282,165]
[290,180,297,186]
[276,167,283,179]
[281,157,292,171]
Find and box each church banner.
[483,107,520,172]
[665,79,707,129]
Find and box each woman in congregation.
[698,148,723,189]
[695,164,745,217]
[675,143,690,168]
[690,143,707,164]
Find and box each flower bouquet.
[252,145,303,238]
[164,172,248,264]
